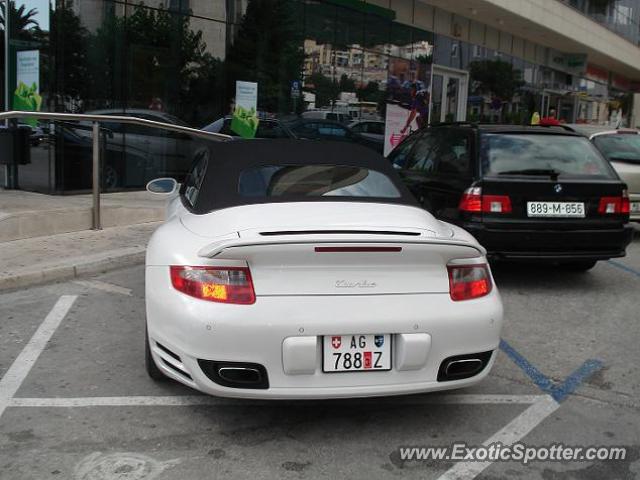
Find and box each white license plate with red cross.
[322,334,391,372]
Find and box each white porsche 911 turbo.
[145,140,503,399]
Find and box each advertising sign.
[383,103,416,157]
[13,50,42,126]
[231,80,259,139]
[383,51,433,157]
[548,50,587,76]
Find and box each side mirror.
[146,177,178,195]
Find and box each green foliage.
[357,81,381,102]
[50,2,91,100]
[469,59,524,102]
[307,71,339,108]
[0,1,41,38]
[339,74,356,93]
[225,0,305,114]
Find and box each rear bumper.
[145,265,503,399]
[463,223,634,261]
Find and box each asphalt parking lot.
[1,240,639,480]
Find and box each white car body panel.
[145,200,503,399]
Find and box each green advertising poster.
[231,81,259,139]
[13,50,42,126]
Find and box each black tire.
[145,324,166,381]
[560,260,597,272]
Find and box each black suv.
[389,123,634,270]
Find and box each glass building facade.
[563,0,640,45]
[1,0,637,193]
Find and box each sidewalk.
[0,222,159,290]
[0,190,166,242]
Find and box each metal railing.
[0,110,232,230]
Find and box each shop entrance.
[430,66,469,124]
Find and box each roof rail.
[429,121,478,128]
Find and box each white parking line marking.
[437,395,560,480]
[8,394,543,408]
[0,295,77,420]
[74,280,132,296]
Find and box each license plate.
[323,334,391,372]
[527,202,585,218]
[631,202,640,213]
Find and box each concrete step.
[0,189,167,242]
[0,205,164,242]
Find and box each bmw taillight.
[459,187,512,214]
[598,191,630,215]
[447,264,492,301]
[170,266,255,304]
[459,187,482,212]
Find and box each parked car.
[567,125,640,221]
[349,120,386,142]
[286,118,383,153]
[389,123,634,271]
[301,110,351,124]
[74,109,195,187]
[144,140,503,398]
[202,116,295,139]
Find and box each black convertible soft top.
[186,139,419,214]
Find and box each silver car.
[568,125,640,221]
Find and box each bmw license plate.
[527,202,585,218]
[323,334,391,372]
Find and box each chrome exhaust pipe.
[218,366,262,384]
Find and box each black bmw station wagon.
[389,124,634,271]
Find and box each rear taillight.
[598,191,630,215]
[459,187,512,214]
[459,187,482,212]
[170,266,255,304]
[447,264,492,301]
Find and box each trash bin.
[0,126,32,165]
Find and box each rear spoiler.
[197,235,486,258]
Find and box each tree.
[339,73,355,93]
[87,4,221,124]
[468,59,524,103]
[0,1,41,38]
[307,71,339,108]
[225,0,305,114]
[357,81,381,102]
[47,2,91,107]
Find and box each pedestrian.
[539,108,561,126]
[400,83,429,134]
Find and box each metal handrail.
[0,110,232,230]
[0,110,232,142]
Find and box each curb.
[0,246,146,291]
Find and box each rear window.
[238,165,401,198]
[480,133,615,178]
[593,133,640,164]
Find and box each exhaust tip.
[198,360,269,389]
[437,351,493,382]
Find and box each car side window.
[182,151,208,208]
[368,123,385,135]
[351,123,364,133]
[435,129,471,176]
[389,135,419,169]
[256,122,286,138]
[406,132,439,174]
[318,124,347,138]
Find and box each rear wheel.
[145,324,166,381]
[560,260,597,272]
